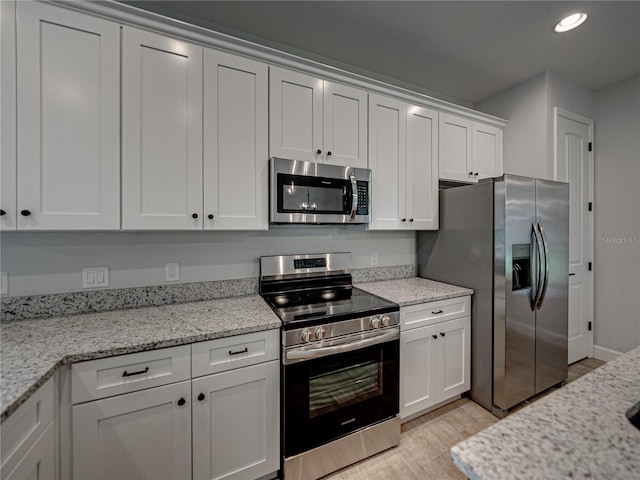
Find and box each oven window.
[309,358,381,418]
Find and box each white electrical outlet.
[371,252,379,266]
[82,267,109,289]
[0,271,8,295]
[165,262,180,282]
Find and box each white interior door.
[554,107,594,364]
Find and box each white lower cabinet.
[192,361,279,480]
[1,378,56,480]
[73,381,192,480]
[400,296,471,419]
[70,331,280,480]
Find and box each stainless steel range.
[259,252,400,480]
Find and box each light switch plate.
[82,267,109,289]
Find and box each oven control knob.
[370,317,382,329]
[301,329,314,343]
[315,327,326,340]
[381,315,392,327]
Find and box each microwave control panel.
[356,182,369,215]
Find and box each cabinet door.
[439,112,473,183]
[473,122,503,180]
[368,94,406,230]
[2,424,55,480]
[72,381,192,480]
[269,66,323,162]
[192,361,279,480]
[323,81,368,168]
[406,105,438,230]
[204,49,268,230]
[1,0,16,229]
[400,324,439,418]
[436,316,471,401]
[122,27,203,230]
[16,1,120,230]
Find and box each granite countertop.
[357,277,473,306]
[0,295,280,422]
[451,345,640,480]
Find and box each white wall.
[0,227,416,297]
[476,71,593,180]
[593,75,640,355]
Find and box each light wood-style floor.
[324,357,606,480]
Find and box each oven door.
[283,336,399,457]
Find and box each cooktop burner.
[263,286,398,329]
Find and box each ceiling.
[123,1,640,105]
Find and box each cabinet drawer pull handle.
[198,393,206,401]
[20,209,31,217]
[177,397,186,406]
[228,347,248,356]
[432,310,444,314]
[432,334,438,340]
[122,366,149,377]
[440,332,446,337]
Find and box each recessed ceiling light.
[554,13,588,33]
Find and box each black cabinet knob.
[440,332,446,337]
[474,172,479,176]
[207,214,214,220]
[197,393,205,402]
[469,172,473,176]
[192,213,198,219]
[409,218,414,222]
[432,334,438,340]
[327,151,332,156]
[0,209,5,216]
[401,218,407,222]
[20,209,31,217]
[316,149,322,155]
[177,397,186,406]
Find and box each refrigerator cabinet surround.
[418,175,569,415]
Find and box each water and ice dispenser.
[512,244,531,291]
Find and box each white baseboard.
[593,345,622,362]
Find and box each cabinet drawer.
[72,345,191,404]
[1,377,54,478]
[401,296,470,331]
[192,329,279,378]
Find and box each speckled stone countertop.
[451,345,640,480]
[0,295,280,422]
[357,277,473,306]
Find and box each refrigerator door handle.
[530,222,544,311]
[537,221,551,310]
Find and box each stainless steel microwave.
[269,158,372,224]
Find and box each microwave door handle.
[349,174,358,220]
[536,221,551,310]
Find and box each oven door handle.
[285,329,399,362]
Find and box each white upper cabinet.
[270,66,367,168]
[368,94,406,230]
[439,112,503,183]
[1,0,16,230]
[15,1,120,230]
[122,27,203,230]
[203,49,269,230]
[472,122,503,179]
[369,94,438,230]
[406,105,439,230]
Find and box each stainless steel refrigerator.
[417,175,569,416]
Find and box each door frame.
[553,107,594,361]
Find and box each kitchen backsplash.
[0,265,414,321]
